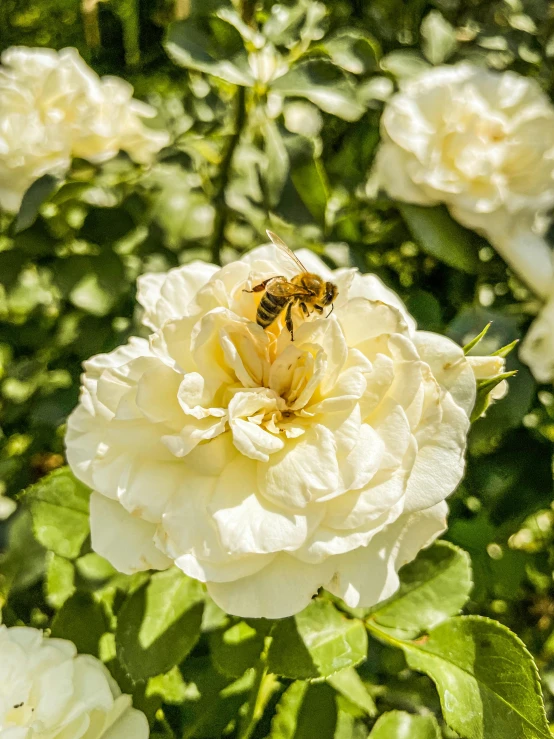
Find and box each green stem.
[173,0,190,20]
[81,0,101,49]
[209,85,247,265]
[237,634,272,739]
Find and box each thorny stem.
[209,84,247,265]
[237,633,273,739]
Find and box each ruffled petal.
[207,553,334,619]
[89,493,171,574]
[325,502,447,608]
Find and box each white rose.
[0,47,169,213]
[493,224,554,384]
[66,245,492,619]
[0,625,148,738]
[375,63,554,384]
[375,63,554,256]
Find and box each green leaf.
[75,552,117,585]
[394,616,551,739]
[272,60,365,121]
[80,207,135,246]
[327,667,377,717]
[180,656,253,739]
[398,203,481,274]
[369,710,441,738]
[380,51,431,79]
[471,372,517,423]
[322,29,381,75]
[293,683,337,739]
[106,653,164,725]
[45,552,75,609]
[50,591,108,657]
[262,119,290,209]
[492,339,519,358]
[165,18,253,85]
[405,290,443,332]
[290,158,329,225]
[267,682,307,739]
[14,175,59,234]
[420,11,457,65]
[23,467,91,560]
[464,323,492,354]
[268,599,368,680]
[369,542,472,639]
[116,567,204,681]
[69,253,125,317]
[209,619,268,678]
[0,510,45,603]
[268,682,338,739]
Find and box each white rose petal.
[521,295,554,384]
[66,243,496,618]
[0,46,169,213]
[0,625,148,738]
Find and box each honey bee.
[246,231,338,341]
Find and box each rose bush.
[0,46,169,212]
[66,244,504,618]
[375,63,554,298]
[0,625,148,738]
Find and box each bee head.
[323,282,338,306]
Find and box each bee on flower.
[66,235,507,618]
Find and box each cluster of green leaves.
[2,0,554,736]
[0,466,549,739]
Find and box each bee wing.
[265,277,313,297]
[266,230,308,273]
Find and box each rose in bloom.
[375,63,554,298]
[0,625,148,738]
[0,46,169,212]
[66,245,502,618]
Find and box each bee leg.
[326,304,335,318]
[314,305,324,314]
[300,302,310,316]
[285,301,294,341]
[244,279,270,293]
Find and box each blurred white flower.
[375,64,554,270]
[0,625,148,738]
[0,494,16,520]
[520,295,554,383]
[0,46,169,212]
[283,101,323,137]
[375,62,554,385]
[66,245,499,618]
[248,45,288,87]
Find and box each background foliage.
[2,0,554,736]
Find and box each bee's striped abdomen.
[257,292,289,328]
